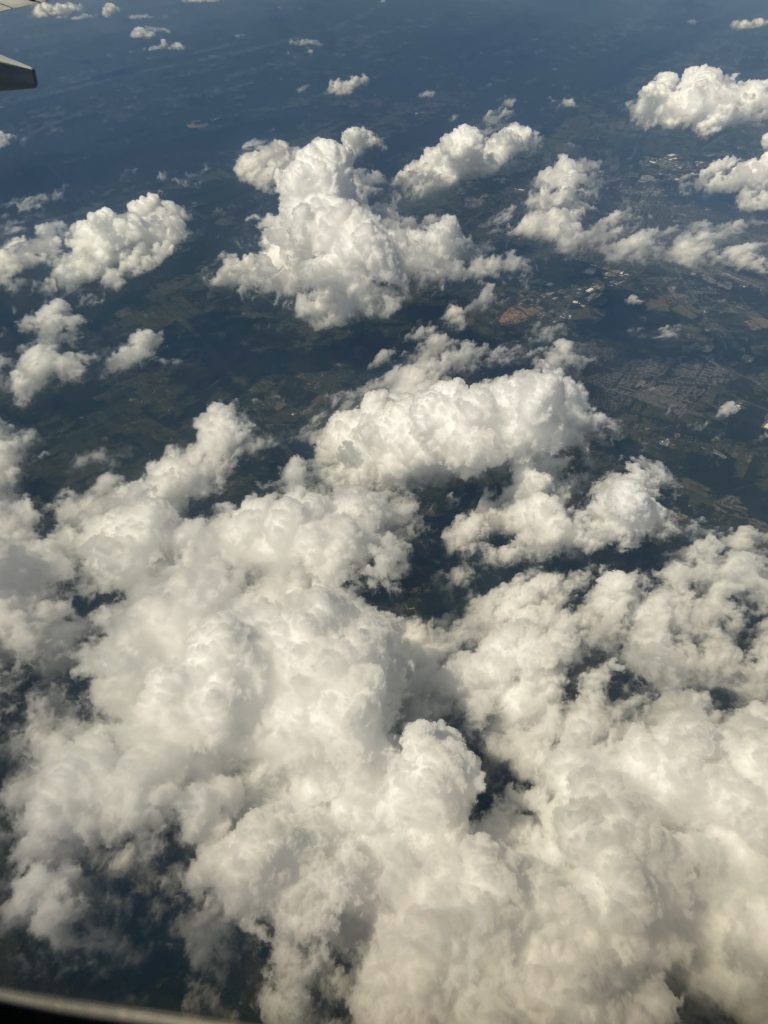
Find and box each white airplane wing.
[1,0,43,91]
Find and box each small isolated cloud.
[6,299,90,407]
[628,65,768,136]
[418,89,436,99]
[7,189,65,215]
[0,193,188,294]
[148,39,185,52]
[214,128,526,328]
[394,118,541,198]
[326,74,369,96]
[104,328,164,374]
[441,282,496,331]
[731,17,768,29]
[560,97,577,108]
[31,1,84,18]
[0,131,15,150]
[625,293,644,305]
[716,400,742,418]
[655,324,680,339]
[696,132,768,210]
[289,37,321,49]
[101,2,119,15]
[130,25,169,39]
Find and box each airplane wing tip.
[0,54,37,89]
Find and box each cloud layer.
[1,319,767,1024]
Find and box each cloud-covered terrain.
[2,318,768,1024]
[5,6,768,1024]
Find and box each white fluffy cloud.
[214,128,525,328]
[101,2,119,15]
[731,16,768,29]
[628,64,768,136]
[696,132,768,210]
[716,399,742,418]
[443,458,675,566]
[313,362,608,490]
[514,153,768,274]
[394,121,540,198]
[0,317,767,1024]
[6,299,91,407]
[0,131,15,150]
[327,74,369,96]
[104,328,164,374]
[0,193,188,294]
[31,1,84,18]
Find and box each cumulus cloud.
[101,2,119,15]
[731,16,768,29]
[0,193,188,294]
[628,65,768,136]
[716,399,742,418]
[394,120,541,198]
[513,153,768,274]
[7,188,65,214]
[6,299,91,407]
[1,314,768,1024]
[444,457,675,566]
[326,74,369,96]
[104,328,164,374]
[129,25,169,39]
[313,362,609,490]
[0,131,15,150]
[31,1,84,18]
[147,38,185,52]
[696,132,768,210]
[214,128,526,328]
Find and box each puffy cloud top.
[0,194,188,294]
[314,366,608,489]
[327,74,369,96]
[394,121,541,198]
[628,65,768,136]
[214,128,525,328]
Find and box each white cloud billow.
[32,1,83,18]
[327,74,369,96]
[443,458,675,566]
[6,299,90,407]
[104,328,164,374]
[213,127,526,328]
[716,400,742,418]
[513,153,768,274]
[0,193,188,294]
[696,132,768,210]
[731,17,768,29]
[628,64,768,136]
[394,120,541,198]
[2,308,768,1024]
